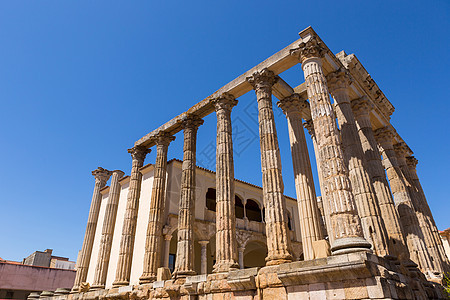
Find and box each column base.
[212,260,239,273]
[331,236,372,255]
[89,284,105,291]
[111,280,129,288]
[139,274,156,284]
[172,270,196,279]
[265,253,293,266]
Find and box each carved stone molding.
[212,92,238,113]
[246,68,278,90]
[128,146,150,164]
[277,93,307,116]
[290,36,326,63]
[326,68,352,93]
[351,96,374,118]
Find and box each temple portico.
[58,27,447,300]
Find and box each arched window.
[235,195,244,219]
[246,199,262,222]
[206,188,216,211]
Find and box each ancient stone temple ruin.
[44,27,449,300]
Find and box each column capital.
[290,36,326,63]
[212,92,238,113]
[181,114,204,130]
[406,156,418,169]
[92,167,112,185]
[163,234,173,241]
[128,146,150,163]
[326,68,352,93]
[246,68,278,89]
[111,170,125,178]
[351,96,374,118]
[277,93,308,116]
[153,131,175,147]
[393,142,413,158]
[373,127,394,145]
[198,240,209,247]
[303,119,315,137]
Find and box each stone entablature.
[51,26,448,299]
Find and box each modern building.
[23,249,76,270]
[0,252,75,300]
[47,27,448,299]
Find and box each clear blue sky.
[1,1,449,262]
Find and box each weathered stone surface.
[212,93,239,273]
[140,132,175,284]
[351,97,409,263]
[92,169,125,289]
[374,127,435,276]
[247,69,293,266]
[328,69,389,257]
[72,167,112,292]
[278,94,323,261]
[113,146,150,287]
[173,115,204,278]
[291,36,371,255]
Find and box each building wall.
[0,262,75,292]
[86,191,109,283]
[129,168,154,286]
[105,179,130,288]
[85,160,303,289]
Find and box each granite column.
[247,68,293,265]
[113,146,150,287]
[173,115,203,278]
[212,93,239,272]
[327,69,389,256]
[291,37,371,254]
[140,132,175,283]
[72,167,111,292]
[92,170,125,289]
[277,94,323,260]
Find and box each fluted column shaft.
[394,144,443,273]
[278,94,323,260]
[72,167,111,292]
[113,146,149,287]
[92,170,125,289]
[351,98,409,261]
[304,121,332,242]
[407,157,450,268]
[374,129,434,273]
[140,132,175,283]
[291,38,370,255]
[212,94,239,273]
[173,115,203,278]
[327,70,389,256]
[247,69,293,266]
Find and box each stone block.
[286,284,309,300]
[152,281,164,289]
[227,268,257,291]
[263,287,287,300]
[365,277,390,299]
[157,267,171,281]
[325,281,345,299]
[343,280,368,299]
[312,240,330,259]
[309,283,326,299]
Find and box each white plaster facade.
[84,159,302,289]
